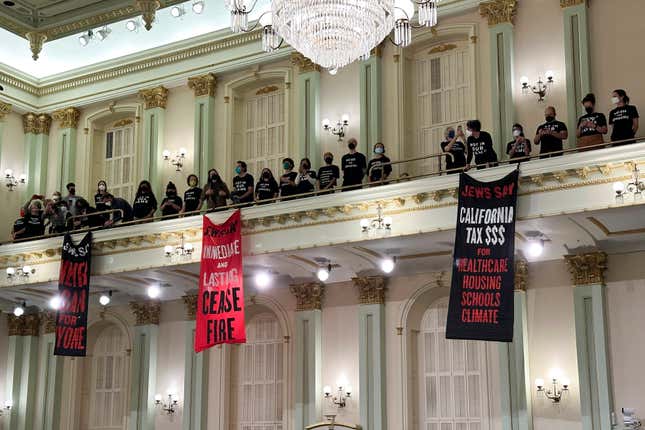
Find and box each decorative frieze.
[429,43,458,54]
[130,301,161,325]
[0,101,12,120]
[52,107,81,129]
[188,73,217,97]
[479,0,518,26]
[514,257,528,291]
[564,251,607,286]
[289,282,325,311]
[41,311,57,334]
[353,276,388,305]
[182,294,198,320]
[22,112,52,135]
[256,85,279,95]
[291,52,321,74]
[26,32,47,61]
[560,0,585,7]
[138,86,168,110]
[7,313,41,336]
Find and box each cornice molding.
[479,0,518,26]
[560,0,585,7]
[138,86,169,110]
[289,282,325,311]
[188,73,217,97]
[0,102,12,121]
[182,294,198,320]
[130,301,162,325]
[564,251,607,286]
[514,257,528,291]
[52,107,81,129]
[353,276,388,305]
[7,313,41,336]
[291,52,321,74]
[22,112,53,135]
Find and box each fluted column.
[359,46,383,156]
[290,282,324,429]
[0,102,12,169]
[182,295,209,430]
[565,251,613,430]
[480,0,517,151]
[33,312,63,430]
[129,301,161,430]
[354,276,387,430]
[292,53,321,168]
[5,314,40,430]
[22,113,52,196]
[139,86,168,197]
[499,258,532,430]
[52,107,81,192]
[188,74,216,180]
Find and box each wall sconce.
[162,148,187,172]
[322,114,350,142]
[155,393,179,415]
[520,71,554,102]
[4,169,26,191]
[323,384,352,408]
[360,204,392,234]
[535,376,570,403]
[6,266,35,279]
[0,400,11,417]
[164,235,194,258]
[613,164,644,203]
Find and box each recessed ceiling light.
[126,19,139,32]
[192,0,205,14]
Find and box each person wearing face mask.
[279,158,298,199]
[506,124,532,160]
[534,106,568,158]
[341,137,367,191]
[255,168,279,203]
[132,180,158,221]
[203,169,230,210]
[102,193,133,227]
[441,126,468,174]
[609,89,639,146]
[44,191,70,234]
[317,152,340,195]
[465,120,498,169]
[160,181,183,218]
[367,143,392,184]
[94,180,108,212]
[574,93,608,152]
[182,174,203,215]
[231,161,254,205]
[295,158,317,197]
[65,182,83,217]
[23,201,45,239]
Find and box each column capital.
[41,311,57,334]
[23,112,52,135]
[560,0,585,7]
[0,101,12,120]
[52,107,81,129]
[138,86,169,110]
[25,32,47,61]
[564,251,607,286]
[182,294,198,320]
[188,73,217,97]
[514,257,528,291]
[291,52,321,74]
[479,0,518,26]
[353,276,388,304]
[6,313,41,336]
[289,282,325,311]
[130,301,161,325]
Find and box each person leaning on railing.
[181,174,203,215]
[441,125,468,174]
[317,152,340,195]
[94,180,109,212]
[576,93,607,152]
[12,200,44,241]
[102,193,133,227]
[609,89,639,146]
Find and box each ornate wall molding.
[182,294,198,320]
[22,112,53,135]
[130,301,162,325]
[41,311,57,334]
[138,86,169,110]
[113,118,134,128]
[7,313,41,336]
[479,0,518,26]
[52,107,81,129]
[514,257,528,291]
[256,85,280,95]
[565,251,607,286]
[353,276,388,305]
[289,282,325,311]
[560,0,585,7]
[0,101,12,120]
[188,73,217,97]
[429,43,458,54]
[291,52,321,74]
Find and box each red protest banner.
[195,210,246,352]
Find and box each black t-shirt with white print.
[609,105,639,142]
[183,187,202,213]
[232,174,254,203]
[577,112,607,137]
[133,193,158,219]
[536,120,568,155]
[341,152,367,186]
[280,171,298,197]
[441,140,467,169]
[466,132,497,166]
[506,139,531,159]
[317,165,340,190]
[256,178,279,201]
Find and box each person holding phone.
[441,125,467,174]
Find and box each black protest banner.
[446,170,519,342]
[55,232,92,356]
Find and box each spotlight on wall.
[126,19,139,32]
[96,26,111,41]
[99,290,112,306]
[147,285,161,299]
[323,384,352,408]
[49,295,63,310]
[78,30,93,47]
[13,301,26,317]
[316,264,332,282]
[254,271,272,290]
[527,240,544,258]
[192,0,205,14]
[155,393,179,415]
[535,371,570,403]
[380,257,396,274]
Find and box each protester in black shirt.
[44,192,69,234]
[506,123,532,160]
[466,120,498,169]
[534,106,568,158]
[65,182,83,217]
[182,174,203,215]
[94,180,108,212]
[231,161,254,205]
[341,138,367,191]
[203,169,230,210]
[255,168,279,203]
[367,142,392,185]
[279,158,298,199]
[23,202,45,238]
[317,152,340,195]
[103,194,133,226]
[441,126,468,174]
[160,182,183,218]
[132,180,158,220]
[12,217,26,241]
[576,93,607,151]
[295,158,317,197]
[609,89,639,146]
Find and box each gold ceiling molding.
[429,44,458,54]
[479,0,518,26]
[22,112,52,135]
[130,301,162,325]
[353,276,388,305]
[113,118,134,128]
[586,217,645,237]
[291,52,321,74]
[7,313,41,337]
[0,101,12,120]
[26,32,47,61]
[138,86,169,109]
[256,85,280,96]
[41,311,56,334]
[188,73,217,97]
[514,257,528,291]
[52,107,81,129]
[564,251,607,286]
[136,0,161,31]
[289,282,325,311]
[182,294,198,320]
[560,0,585,7]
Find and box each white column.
[182,295,209,430]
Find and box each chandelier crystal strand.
[394,20,411,46]
[418,0,438,27]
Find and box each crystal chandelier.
[224,0,441,70]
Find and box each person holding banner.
[465,120,498,170]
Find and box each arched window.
[230,312,285,430]
[419,298,489,430]
[104,121,136,201]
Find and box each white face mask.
[98,185,106,191]
[465,129,472,138]
[513,129,521,137]
[611,96,620,105]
